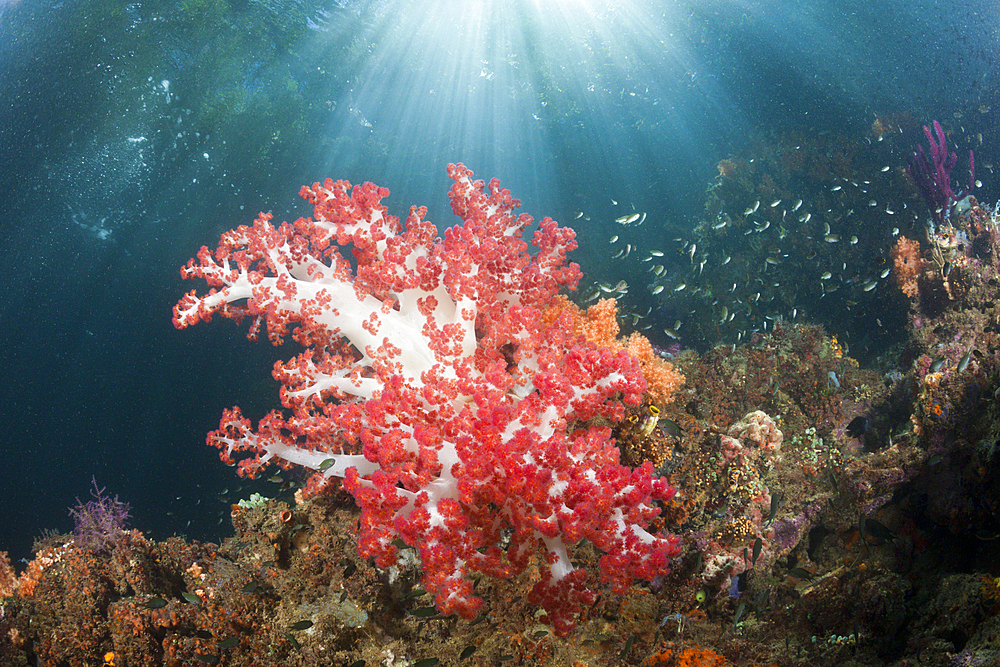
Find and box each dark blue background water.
[1,0,996,564]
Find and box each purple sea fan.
[906,119,974,224]
[68,477,131,552]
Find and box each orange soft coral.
[12,544,67,598]
[643,645,729,667]
[676,646,729,667]
[542,294,620,347]
[623,332,684,405]
[891,235,924,298]
[0,551,16,598]
[543,295,684,405]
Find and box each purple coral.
[771,516,802,551]
[906,120,975,224]
[68,477,131,552]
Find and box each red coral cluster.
[174,164,681,634]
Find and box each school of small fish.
[575,140,944,348]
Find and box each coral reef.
[3,300,1000,665]
[6,150,1000,666]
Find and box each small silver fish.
[652,285,665,295]
[650,250,664,257]
[958,350,972,372]
[831,185,842,192]
[825,234,840,243]
[609,235,619,243]
[713,220,727,229]
[722,255,731,265]
[770,199,781,208]
[862,280,877,292]
[575,211,584,219]
[820,271,832,280]
[674,283,687,292]
[881,166,891,172]
[880,267,891,278]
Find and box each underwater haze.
[0,0,996,564]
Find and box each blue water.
[0,0,996,564]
